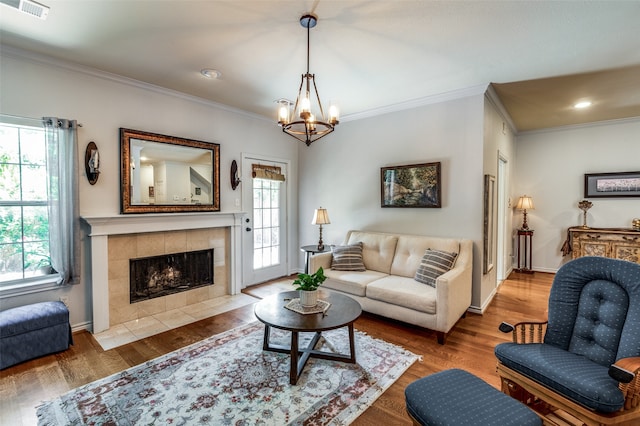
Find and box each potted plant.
[292,267,327,307]
[25,253,54,276]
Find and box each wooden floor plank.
[0,271,553,425]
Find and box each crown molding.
[485,84,518,133]
[341,83,490,123]
[3,45,538,127]
[0,44,269,122]
[517,115,640,136]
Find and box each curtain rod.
[0,113,83,127]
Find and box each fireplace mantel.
[82,212,246,333]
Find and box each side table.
[516,229,534,273]
[300,245,330,273]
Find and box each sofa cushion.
[414,249,458,287]
[346,231,398,274]
[366,276,437,314]
[391,236,460,278]
[331,242,366,271]
[495,342,624,413]
[323,269,389,297]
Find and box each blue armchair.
[495,257,640,425]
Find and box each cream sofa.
[309,230,473,344]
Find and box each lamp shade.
[311,208,330,225]
[516,196,535,210]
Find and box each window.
[252,178,281,269]
[0,120,54,285]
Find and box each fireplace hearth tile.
[180,301,216,320]
[155,310,196,329]
[92,324,136,351]
[124,316,167,340]
[93,293,258,350]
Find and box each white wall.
[0,48,300,328]
[514,119,640,273]
[297,94,491,309]
[482,97,516,310]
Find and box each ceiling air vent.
[0,0,50,20]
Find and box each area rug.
[36,322,418,425]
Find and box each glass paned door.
[253,178,281,269]
[242,156,287,286]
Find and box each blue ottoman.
[0,301,73,369]
[405,369,541,426]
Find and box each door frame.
[240,152,292,288]
[497,153,510,283]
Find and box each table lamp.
[311,207,330,250]
[516,195,534,230]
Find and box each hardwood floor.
[0,271,553,425]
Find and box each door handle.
[246,227,252,232]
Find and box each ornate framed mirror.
[120,128,220,214]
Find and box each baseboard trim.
[71,321,92,333]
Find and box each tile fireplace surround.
[82,213,244,333]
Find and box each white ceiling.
[1,1,639,131]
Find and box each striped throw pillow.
[414,249,458,287]
[331,242,366,271]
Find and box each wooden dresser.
[568,227,640,264]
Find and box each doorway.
[241,155,289,286]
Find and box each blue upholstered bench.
[405,369,541,426]
[0,301,72,369]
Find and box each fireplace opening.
[130,249,214,304]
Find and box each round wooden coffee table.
[254,290,362,385]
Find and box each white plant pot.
[299,289,318,307]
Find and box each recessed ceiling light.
[574,101,592,109]
[200,69,222,79]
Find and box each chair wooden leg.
[501,377,554,415]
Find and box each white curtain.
[43,117,80,285]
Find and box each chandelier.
[277,14,339,146]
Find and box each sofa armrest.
[434,239,473,333]
[309,251,332,273]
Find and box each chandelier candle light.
[277,14,339,146]
[311,207,330,251]
[516,195,534,230]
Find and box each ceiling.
[1,1,639,132]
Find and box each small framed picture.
[584,171,640,198]
[381,162,441,208]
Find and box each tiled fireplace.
[82,213,244,333]
[129,248,214,304]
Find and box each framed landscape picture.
[381,162,441,208]
[584,171,640,198]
